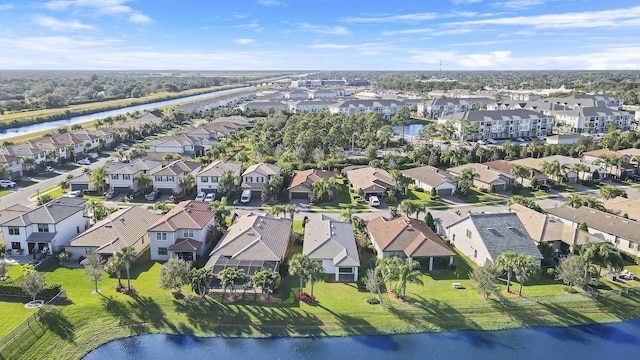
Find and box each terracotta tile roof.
[288,169,335,190]
[367,215,454,258]
[583,149,626,158]
[148,200,215,232]
[168,238,203,252]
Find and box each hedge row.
[0,283,62,300]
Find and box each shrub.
[296,291,317,304]
[0,282,62,299]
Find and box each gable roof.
[0,204,30,224]
[147,201,215,232]
[485,160,546,180]
[288,169,335,190]
[447,163,512,184]
[367,215,455,258]
[345,166,395,191]
[1,198,87,227]
[105,159,162,175]
[66,206,160,255]
[546,206,640,244]
[197,160,242,177]
[152,160,200,176]
[205,213,292,266]
[458,213,543,261]
[303,214,360,267]
[583,148,626,159]
[242,163,281,177]
[402,165,453,188]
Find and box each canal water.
[82,320,640,360]
[0,87,251,140]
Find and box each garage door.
[437,188,452,196]
[290,192,309,199]
[70,184,89,191]
[113,186,130,192]
[157,188,173,195]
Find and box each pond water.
[83,320,640,360]
[0,86,251,140]
[393,124,425,137]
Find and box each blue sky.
[1,0,640,70]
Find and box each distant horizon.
[0,69,638,73]
[1,1,640,70]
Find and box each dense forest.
[0,70,285,113]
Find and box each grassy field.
[2,249,640,360]
[407,188,450,208]
[0,190,11,197]
[457,188,507,204]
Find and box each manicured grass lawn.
[0,190,11,197]
[83,195,105,202]
[29,186,65,200]
[3,249,640,360]
[407,188,449,208]
[457,188,507,204]
[310,178,367,210]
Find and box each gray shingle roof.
[468,213,543,261]
[1,198,87,227]
[303,214,360,267]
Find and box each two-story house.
[0,197,89,256]
[147,201,216,261]
[241,163,281,198]
[0,154,23,179]
[151,160,201,195]
[104,159,162,193]
[196,160,242,195]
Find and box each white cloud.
[345,12,439,23]
[34,15,94,31]
[309,44,351,49]
[0,4,14,10]
[296,23,351,36]
[42,0,152,24]
[128,13,152,24]
[490,0,546,10]
[446,6,640,30]
[451,0,482,4]
[234,38,254,44]
[258,0,286,6]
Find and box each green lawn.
[407,188,449,208]
[0,190,11,197]
[309,179,367,210]
[29,186,65,200]
[457,188,507,204]
[3,249,640,360]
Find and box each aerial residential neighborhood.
[1,74,640,358]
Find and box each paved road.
[0,155,112,209]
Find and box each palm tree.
[177,173,196,196]
[113,148,126,162]
[580,242,599,280]
[220,170,238,196]
[571,163,591,182]
[511,165,530,186]
[134,172,152,195]
[394,259,423,299]
[599,185,626,200]
[340,208,355,223]
[397,199,425,219]
[541,160,563,183]
[453,168,479,195]
[377,257,403,294]
[564,194,585,208]
[105,253,124,290]
[496,252,520,293]
[592,243,623,284]
[116,246,137,290]
[308,260,325,298]
[89,166,108,193]
[218,267,246,298]
[514,255,538,296]
[289,253,312,294]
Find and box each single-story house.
[303,214,360,281]
[288,169,336,200]
[402,165,456,196]
[447,163,512,192]
[64,206,160,258]
[484,160,547,187]
[344,166,395,199]
[367,215,455,271]
[446,212,543,266]
[204,213,293,277]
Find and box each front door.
[28,242,36,255]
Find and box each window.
[77,226,80,234]
[245,176,253,183]
[11,242,21,250]
[183,229,194,238]
[258,176,265,183]
[37,224,49,232]
[111,174,118,180]
[474,249,478,258]
[212,176,219,183]
[201,176,208,183]
[155,176,161,182]
[8,227,19,235]
[156,232,167,241]
[158,247,168,256]
[466,229,472,238]
[123,174,130,180]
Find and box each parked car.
[240,189,252,203]
[204,192,216,202]
[145,190,159,201]
[535,184,551,193]
[77,158,91,165]
[116,144,130,150]
[105,190,115,199]
[486,138,497,144]
[88,153,99,159]
[195,192,206,202]
[0,179,16,188]
[46,166,55,172]
[67,190,83,197]
[369,196,381,207]
[477,139,487,145]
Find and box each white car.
[369,196,380,207]
[195,192,206,202]
[46,166,55,172]
[67,190,83,197]
[0,179,16,188]
[477,140,487,145]
[204,193,216,202]
[77,158,91,165]
[486,138,497,144]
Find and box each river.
[83,320,640,360]
[0,86,251,140]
